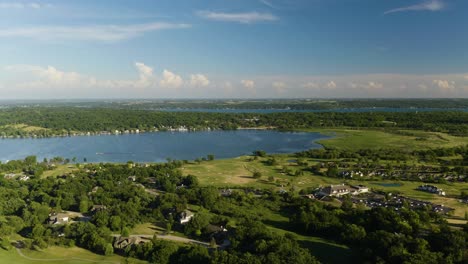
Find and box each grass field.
[41,164,78,178]
[182,154,468,217]
[1,124,50,133]
[0,246,145,264]
[303,128,468,150]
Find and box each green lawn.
[42,164,78,178]
[0,246,145,264]
[182,154,468,217]
[304,128,468,151]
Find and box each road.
[112,234,211,247]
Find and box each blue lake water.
[0,130,329,163]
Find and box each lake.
[0,130,329,163]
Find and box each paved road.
[112,234,210,247]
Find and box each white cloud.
[5,64,84,88]
[241,80,255,89]
[259,0,276,9]
[0,2,51,9]
[133,62,156,88]
[366,81,383,90]
[0,22,191,41]
[433,79,455,92]
[384,0,444,15]
[160,70,183,89]
[326,81,337,89]
[241,80,256,94]
[189,74,210,87]
[4,66,468,98]
[197,11,278,24]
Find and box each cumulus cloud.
[241,80,255,89]
[5,64,84,88]
[189,74,210,87]
[133,62,156,88]
[4,66,468,98]
[4,63,191,95]
[241,80,256,94]
[433,79,455,92]
[0,22,191,41]
[197,11,278,23]
[384,0,445,15]
[160,70,183,89]
[326,81,337,89]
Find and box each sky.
[0,0,467,99]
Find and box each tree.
[121,227,130,237]
[207,154,215,161]
[253,171,262,179]
[253,150,266,157]
[79,197,89,213]
[104,243,113,256]
[326,166,338,177]
[110,216,122,231]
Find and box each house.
[317,184,370,197]
[179,210,194,224]
[48,213,69,225]
[19,175,30,181]
[91,205,107,213]
[351,185,369,194]
[417,185,446,196]
[128,175,136,182]
[219,189,233,197]
[318,184,354,197]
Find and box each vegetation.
[0,104,467,263]
[0,107,467,138]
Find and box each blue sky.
[0,0,467,98]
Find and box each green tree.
[253,171,262,179]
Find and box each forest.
[0,107,467,137]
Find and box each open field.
[42,164,78,178]
[0,246,144,264]
[182,154,468,217]
[0,123,50,133]
[302,128,468,150]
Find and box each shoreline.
[0,126,283,140]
